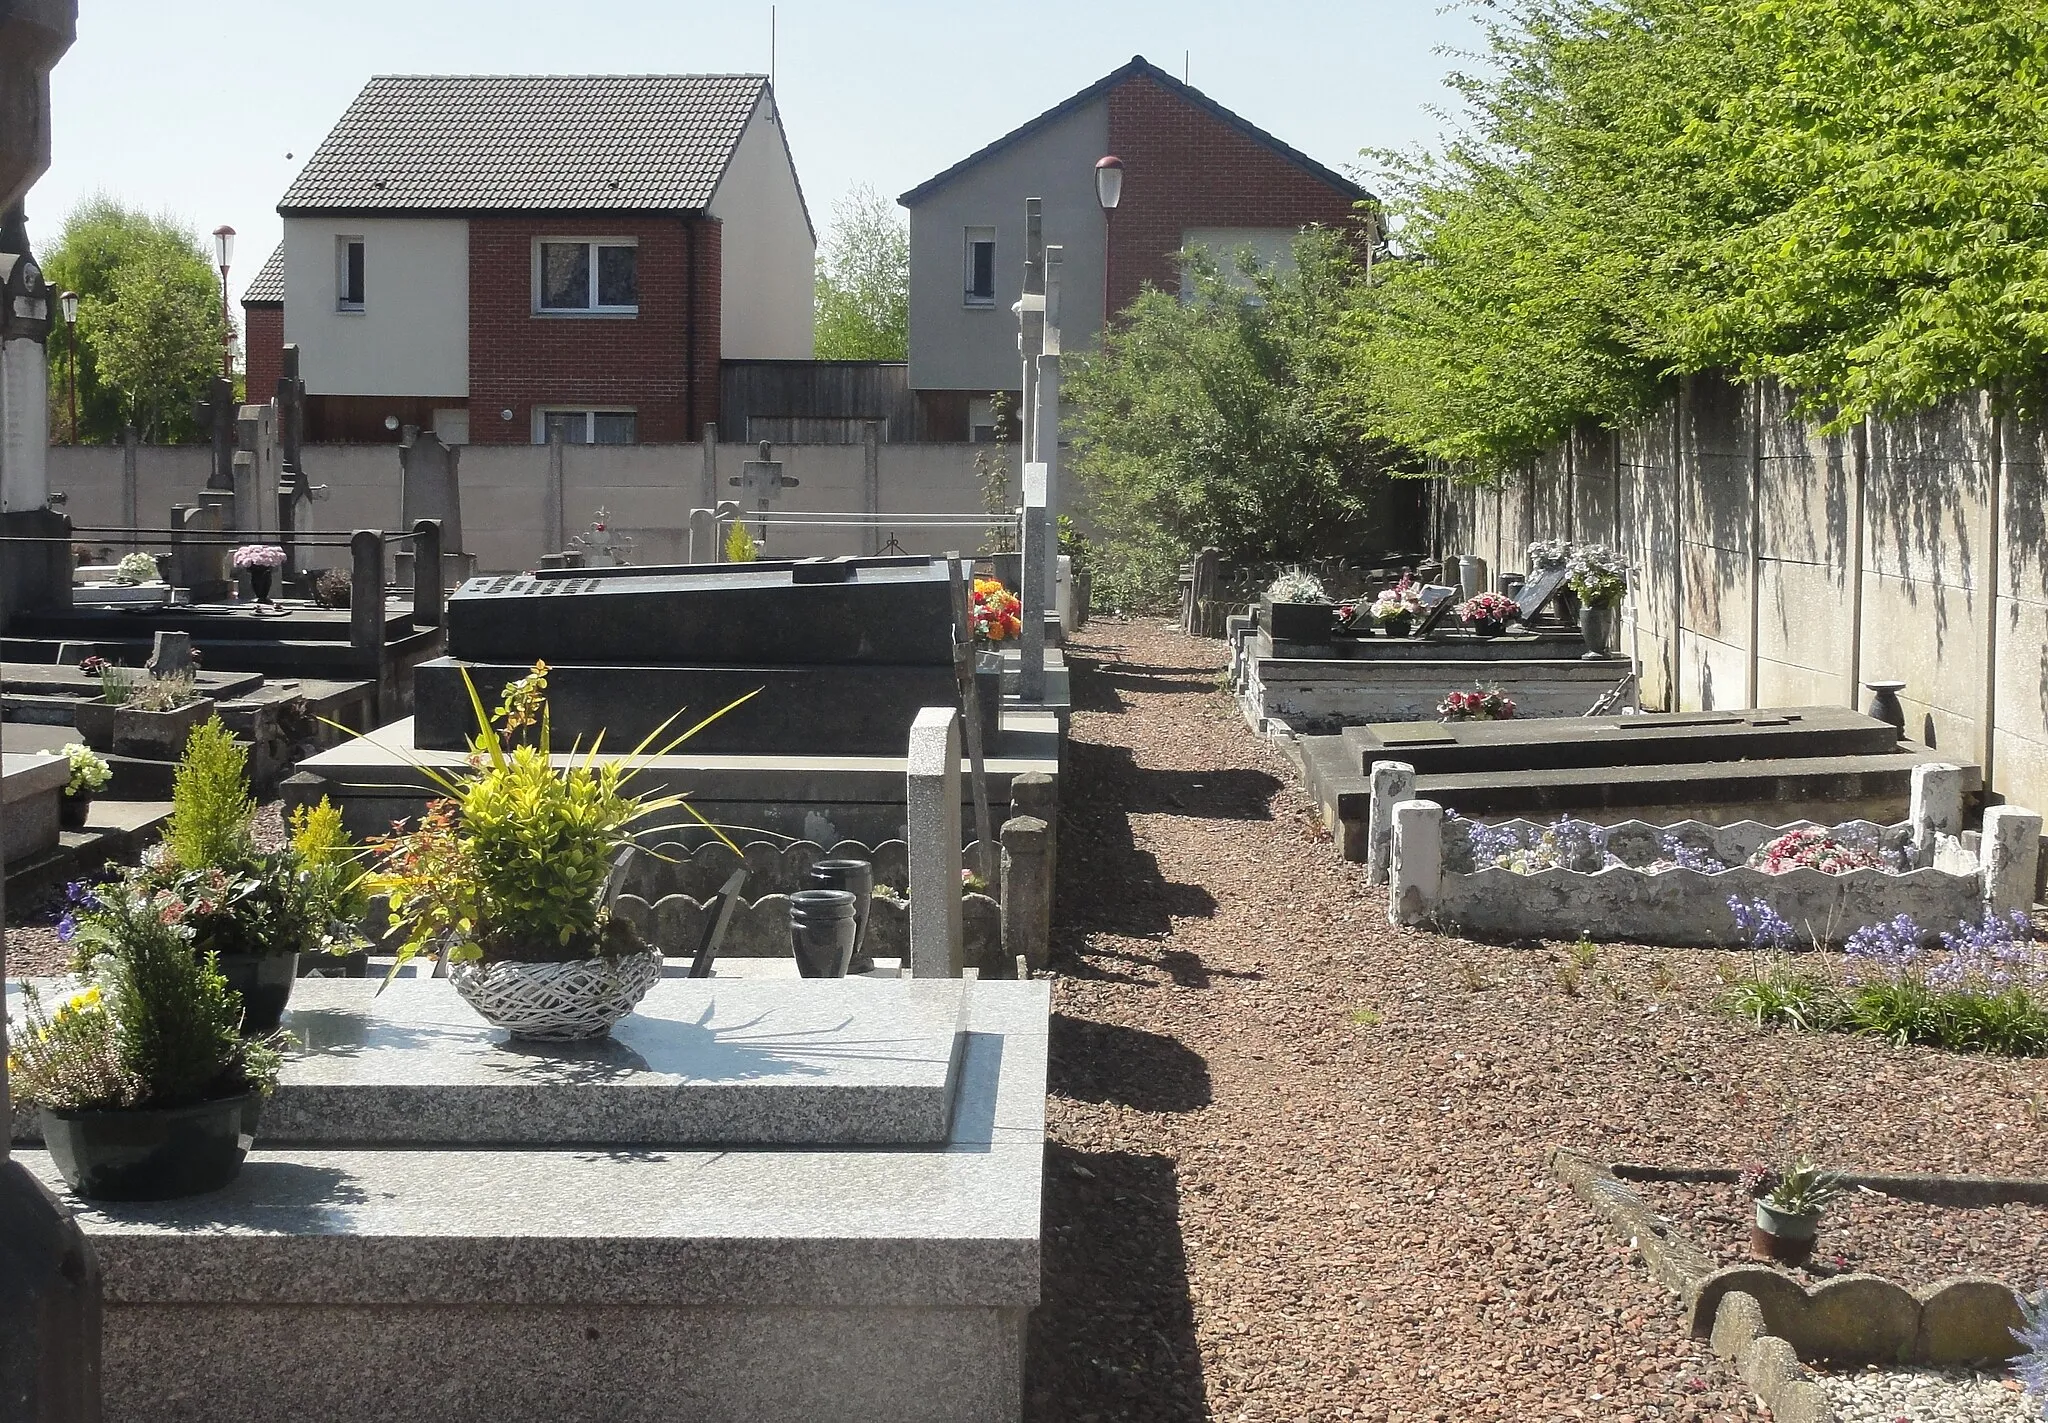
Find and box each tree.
[41,196,226,443]
[813,183,909,360]
[1067,229,1402,607]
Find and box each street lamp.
[1094,155,1123,328]
[59,289,78,443]
[212,224,236,376]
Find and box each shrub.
[164,716,255,872]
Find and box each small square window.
[535,408,638,445]
[965,227,996,306]
[536,239,638,313]
[592,411,638,445]
[337,238,365,311]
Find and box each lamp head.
[1095,155,1124,211]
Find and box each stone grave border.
[1551,1147,2031,1422]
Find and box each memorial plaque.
[1514,565,1573,622]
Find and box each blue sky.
[30,1,1486,303]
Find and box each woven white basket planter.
[449,950,664,1041]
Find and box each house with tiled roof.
[244,74,813,444]
[899,55,1371,440]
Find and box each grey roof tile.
[279,74,768,214]
[242,242,285,304]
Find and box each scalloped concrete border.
[1551,1148,2025,1365]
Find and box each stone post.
[120,424,138,548]
[1019,461,1048,702]
[687,508,717,563]
[905,706,964,978]
[411,519,443,629]
[1367,760,1418,886]
[1187,548,1223,637]
[700,421,718,509]
[1035,246,1063,609]
[1909,762,1964,864]
[1008,769,1057,886]
[862,419,882,557]
[1388,799,1445,927]
[1000,813,1051,974]
[1018,198,1043,463]
[1981,807,2044,918]
[543,424,566,557]
[349,529,385,653]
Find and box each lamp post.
[212,224,235,377]
[1094,155,1123,331]
[59,289,78,443]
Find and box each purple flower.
[1729,896,1797,951]
[1660,836,1727,874]
[55,913,77,942]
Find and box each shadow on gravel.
[1026,1145,1206,1423]
[1065,650,1129,714]
[1069,742,1278,823]
[1048,1013,1212,1113]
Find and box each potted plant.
[1457,592,1520,637]
[1567,544,1627,657]
[1437,684,1517,722]
[287,796,376,977]
[368,665,756,1040]
[1260,568,1334,642]
[45,741,111,829]
[1369,574,1426,638]
[1742,1160,1844,1265]
[74,665,215,759]
[11,884,286,1201]
[234,543,286,605]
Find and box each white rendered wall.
[708,95,816,360]
[283,217,469,398]
[1178,227,1301,298]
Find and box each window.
[536,239,638,313]
[964,227,996,306]
[534,408,638,445]
[337,238,365,311]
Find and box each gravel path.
[1816,1365,2035,1422]
[1028,618,2048,1422]
[1633,1178,2048,1289]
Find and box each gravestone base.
[2,750,67,864]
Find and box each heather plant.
[1649,836,1726,874]
[1451,815,1613,874]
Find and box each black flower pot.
[788,889,857,979]
[249,566,274,603]
[1260,599,1334,643]
[297,948,371,978]
[1380,614,1414,639]
[215,952,298,1035]
[1471,619,1507,638]
[59,791,91,830]
[40,1092,255,1201]
[806,859,874,972]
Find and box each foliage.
[725,518,759,563]
[1264,568,1327,604]
[313,568,351,609]
[50,742,111,797]
[1068,230,1403,607]
[1348,0,2048,470]
[2010,1290,2048,1404]
[1057,515,1092,579]
[1746,1160,1845,1218]
[969,577,1022,642]
[100,666,198,711]
[40,197,226,443]
[975,391,1016,556]
[812,183,909,361]
[113,552,161,583]
[288,797,371,953]
[165,717,255,872]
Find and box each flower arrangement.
[1454,814,1613,873]
[1567,544,1627,607]
[1438,683,1517,721]
[112,552,162,584]
[1457,592,1520,628]
[47,742,111,798]
[232,544,286,570]
[1264,568,1327,604]
[1527,538,1574,569]
[970,577,1023,642]
[1370,574,1426,624]
[1745,826,1902,875]
[77,655,109,678]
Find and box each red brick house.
[898,55,1372,439]
[244,74,814,445]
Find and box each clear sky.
[28,1,1485,304]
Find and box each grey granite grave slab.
[1346,706,1905,775]
[254,977,969,1147]
[2,749,67,863]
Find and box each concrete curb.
[1711,1290,1838,1423]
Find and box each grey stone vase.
[806,859,874,972]
[788,889,858,979]
[1578,604,1619,659]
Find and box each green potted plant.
[1567,544,1627,657]
[12,884,286,1201]
[46,741,111,829]
[287,796,375,977]
[368,664,756,1040]
[1742,1159,1844,1265]
[1260,568,1333,642]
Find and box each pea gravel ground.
[1026,618,2048,1423]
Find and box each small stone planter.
[75,697,217,759]
[1261,598,1335,643]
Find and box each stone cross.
[1018,462,1049,701]
[274,344,326,568]
[905,705,964,978]
[233,402,280,536]
[731,439,798,544]
[1015,198,1044,461]
[1031,247,1064,607]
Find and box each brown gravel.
[1028,617,2048,1423]
[1631,1177,2048,1289]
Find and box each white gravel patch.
[1818,1364,2036,1423]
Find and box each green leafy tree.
[41,196,226,443]
[812,183,909,360]
[1067,229,1402,606]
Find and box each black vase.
[806,859,874,972]
[40,1092,254,1201]
[60,791,91,830]
[214,952,298,1035]
[788,889,857,979]
[1381,614,1414,639]
[1471,619,1507,638]
[249,566,273,603]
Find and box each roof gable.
[280,74,770,215]
[898,55,1370,207]
[241,242,284,305]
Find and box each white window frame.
[963,227,997,308]
[532,237,640,316]
[336,236,365,312]
[531,407,639,445]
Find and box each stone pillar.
[120,425,138,547]
[349,529,385,653]
[1388,799,1444,927]
[1909,762,1964,864]
[905,706,964,978]
[1018,198,1043,463]
[411,519,443,629]
[999,814,1051,974]
[0,331,49,514]
[1981,807,2043,918]
[1035,245,1064,610]
[862,420,882,557]
[687,508,717,563]
[543,425,566,557]
[700,421,718,509]
[1008,770,1057,886]
[1019,461,1048,702]
[234,401,281,535]
[1367,760,1418,886]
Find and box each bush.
[164,716,255,872]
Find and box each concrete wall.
[282,217,469,397]
[46,440,1015,575]
[904,96,1108,393]
[708,94,816,360]
[1439,373,2048,826]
